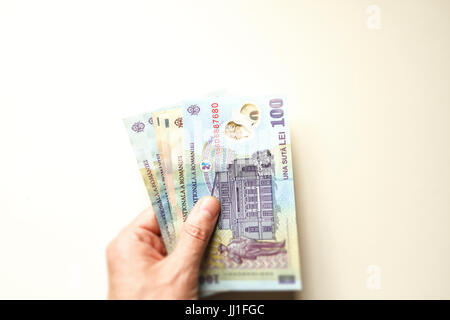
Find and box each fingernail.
[199,196,219,218]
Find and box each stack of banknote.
[124,94,301,293]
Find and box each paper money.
[152,108,187,238]
[123,94,302,293]
[123,113,175,252]
[181,96,301,291]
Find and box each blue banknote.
[124,112,175,252]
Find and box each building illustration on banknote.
[212,150,276,240]
[211,150,287,266]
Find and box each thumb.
[173,196,220,269]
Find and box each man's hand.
[106,196,220,300]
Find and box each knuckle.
[157,239,166,254]
[133,227,153,245]
[183,222,208,242]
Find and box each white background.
[1,0,449,299]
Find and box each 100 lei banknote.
[178,95,302,291]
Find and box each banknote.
[152,108,188,237]
[180,96,302,291]
[123,113,175,252]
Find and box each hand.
[106,196,220,300]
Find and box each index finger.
[130,204,161,235]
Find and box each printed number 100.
[269,99,285,127]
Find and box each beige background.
[0,0,449,299]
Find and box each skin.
[106,196,220,300]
